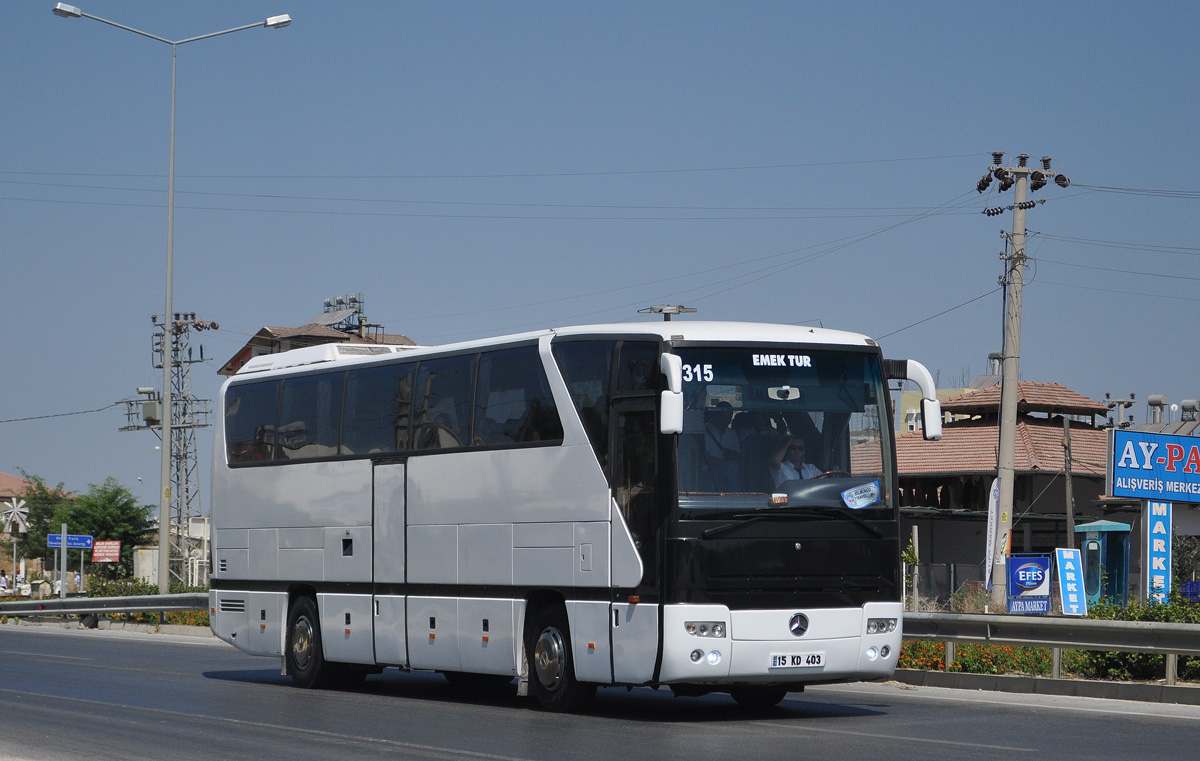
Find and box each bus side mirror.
[660,353,683,434]
[921,398,942,441]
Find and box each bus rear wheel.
[527,605,595,712]
[286,596,336,689]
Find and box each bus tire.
[286,596,336,689]
[730,686,789,710]
[527,605,595,712]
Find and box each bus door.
[372,460,408,665]
[609,399,662,683]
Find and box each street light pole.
[52,4,290,594]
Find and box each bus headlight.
[685,621,727,638]
[866,617,897,634]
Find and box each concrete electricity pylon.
[976,152,1071,610]
[121,312,216,586]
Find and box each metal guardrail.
[0,593,208,617]
[3,596,1198,661]
[905,611,1200,657]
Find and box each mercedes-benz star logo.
[789,613,809,637]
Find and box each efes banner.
[1110,430,1200,504]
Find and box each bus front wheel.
[286,596,336,689]
[527,605,595,712]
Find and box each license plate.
[770,652,824,668]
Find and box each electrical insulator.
[1041,156,1052,171]
[1030,170,1047,191]
[976,173,993,193]
[998,177,1015,192]
[1055,174,1070,188]
[993,167,1010,182]
[1017,154,1028,167]
[983,207,1006,217]
[1015,201,1037,210]
[991,151,1005,165]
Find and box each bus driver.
[770,436,820,486]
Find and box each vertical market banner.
[1146,501,1172,603]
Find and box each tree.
[1175,532,1200,585]
[15,471,71,569]
[52,478,155,579]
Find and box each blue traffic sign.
[47,534,94,549]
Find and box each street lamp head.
[265,14,291,28]
[52,3,82,18]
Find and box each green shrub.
[1064,591,1200,681]
[85,577,209,627]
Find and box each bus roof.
[232,321,877,375]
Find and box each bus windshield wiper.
[701,505,883,539]
[799,505,885,538]
[701,509,832,539]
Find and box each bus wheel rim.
[533,628,566,690]
[292,617,314,670]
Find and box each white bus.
[209,321,942,711]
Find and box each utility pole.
[976,152,1071,610]
[1063,415,1076,549]
[122,313,216,587]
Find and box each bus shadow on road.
[202,667,886,722]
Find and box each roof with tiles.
[0,471,32,498]
[897,418,1108,476]
[940,381,1108,416]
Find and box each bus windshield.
[674,347,892,519]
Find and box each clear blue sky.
[2,1,1197,500]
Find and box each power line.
[1036,279,1200,302]
[1034,256,1200,282]
[1071,183,1200,200]
[875,288,1003,340]
[0,194,977,222]
[412,192,981,340]
[0,178,980,214]
[1029,231,1200,257]
[0,153,982,181]
[0,403,120,425]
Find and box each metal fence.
[907,563,986,606]
[3,594,1198,685]
[0,593,207,617]
[904,610,1200,685]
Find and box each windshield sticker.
[841,481,881,510]
[752,354,812,367]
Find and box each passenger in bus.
[769,436,820,486]
[733,410,782,441]
[704,401,742,490]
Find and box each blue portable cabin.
[1074,519,1131,607]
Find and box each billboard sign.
[91,540,122,563]
[1146,501,1172,603]
[1055,548,1087,616]
[1007,554,1051,614]
[1111,430,1200,504]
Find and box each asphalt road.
[1,624,1197,761]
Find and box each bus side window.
[277,373,344,461]
[474,346,563,446]
[413,354,475,450]
[552,340,616,468]
[343,363,413,455]
[616,341,659,393]
[225,380,280,464]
